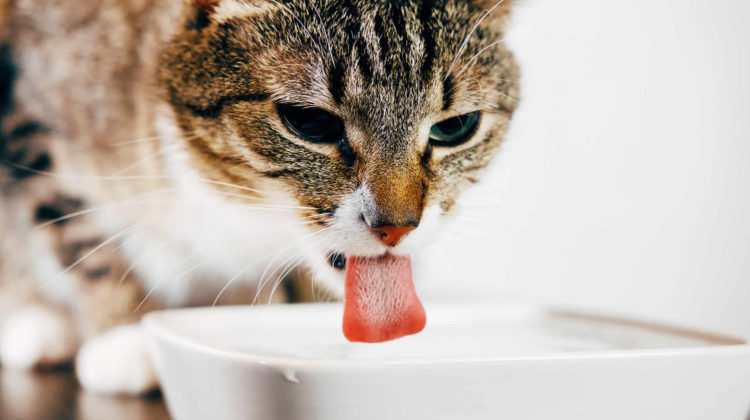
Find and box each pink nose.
[370,225,416,247]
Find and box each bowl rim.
[142,302,750,369]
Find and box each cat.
[0,0,519,394]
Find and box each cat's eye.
[277,103,345,143]
[428,111,481,146]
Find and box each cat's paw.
[75,324,158,395]
[0,306,77,369]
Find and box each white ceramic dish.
[143,302,750,420]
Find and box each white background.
[421,0,750,338]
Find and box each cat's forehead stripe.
[324,1,434,103]
[419,0,437,83]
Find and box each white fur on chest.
[118,114,307,307]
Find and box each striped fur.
[164,0,519,226]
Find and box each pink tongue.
[343,254,426,343]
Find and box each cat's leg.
[76,323,158,395]
[55,233,162,395]
[48,222,163,395]
[0,162,162,393]
[0,193,162,393]
[0,232,78,371]
[0,303,78,369]
[0,111,82,369]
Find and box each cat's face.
[160,0,518,292]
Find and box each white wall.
[421,0,750,337]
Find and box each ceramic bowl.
[143,302,750,420]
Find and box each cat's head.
[160,0,519,293]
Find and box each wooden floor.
[0,367,171,420]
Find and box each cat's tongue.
[343,254,426,343]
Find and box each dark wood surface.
[0,367,171,420]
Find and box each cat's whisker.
[136,246,240,311]
[107,135,165,148]
[135,238,259,313]
[212,254,270,308]
[493,90,520,103]
[262,255,301,304]
[33,194,177,231]
[210,190,295,206]
[254,252,299,305]
[36,216,165,293]
[454,38,506,79]
[445,0,508,79]
[112,214,181,255]
[134,217,322,311]
[61,217,163,277]
[33,188,311,236]
[250,227,328,306]
[211,226,328,307]
[106,131,196,148]
[446,75,517,90]
[265,233,330,305]
[111,134,201,176]
[195,178,274,197]
[60,130,195,154]
[267,257,305,305]
[443,76,519,102]
[456,77,491,96]
[236,203,319,211]
[318,285,336,303]
[116,232,190,289]
[251,229,330,305]
[1,161,177,181]
[448,76,484,94]
[463,77,486,95]
[2,161,278,198]
[165,217,321,286]
[259,244,311,305]
[307,0,334,63]
[216,191,314,209]
[310,267,318,303]
[451,76,519,104]
[174,188,313,208]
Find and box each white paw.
[75,324,158,395]
[0,306,77,369]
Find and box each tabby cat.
[0,0,518,394]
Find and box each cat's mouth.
[326,251,426,343]
[326,252,347,270]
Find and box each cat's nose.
[369,225,416,247]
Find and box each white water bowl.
[142,302,750,420]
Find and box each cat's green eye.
[277,103,345,144]
[429,111,481,146]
